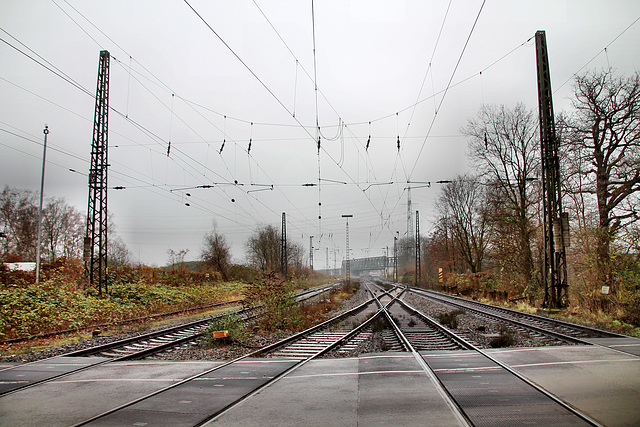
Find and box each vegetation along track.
[69,291,398,426]
[406,286,624,346]
[0,284,339,396]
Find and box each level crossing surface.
[0,345,638,426]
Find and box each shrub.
[201,312,248,346]
[489,329,516,348]
[622,292,640,327]
[243,272,301,331]
[438,310,465,329]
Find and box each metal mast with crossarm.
[415,210,421,286]
[281,212,287,277]
[535,31,569,308]
[85,50,110,295]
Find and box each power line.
[553,14,640,94]
[5,8,318,241]
[408,0,487,180]
[0,30,92,97]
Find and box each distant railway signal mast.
[535,31,569,308]
[415,210,421,286]
[342,215,353,284]
[281,212,287,278]
[85,50,110,296]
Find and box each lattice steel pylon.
[85,50,110,296]
[342,215,353,284]
[415,210,421,286]
[281,212,287,277]
[394,236,398,282]
[535,32,568,308]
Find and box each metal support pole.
[415,210,421,286]
[86,50,110,296]
[309,235,314,270]
[385,246,389,279]
[342,215,353,283]
[394,234,398,282]
[281,212,287,277]
[536,31,568,308]
[35,125,49,284]
[325,247,328,270]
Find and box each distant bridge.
[316,256,394,277]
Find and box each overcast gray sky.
[2,0,639,267]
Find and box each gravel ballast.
[1,285,575,364]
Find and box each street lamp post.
[342,215,353,284]
[36,125,49,284]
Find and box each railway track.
[69,291,395,426]
[1,280,623,425]
[368,281,600,426]
[0,283,341,396]
[404,286,623,345]
[0,299,243,346]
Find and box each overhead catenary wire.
[408,0,487,180]
[0,31,315,239]
[6,1,636,262]
[1,33,361,254]
[553,14,640,94]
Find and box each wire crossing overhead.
[86,50,110,296]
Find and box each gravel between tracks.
[401,292,567,348]
[0,286,570,364]
[0,286,374,363]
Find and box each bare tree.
[0,187,38,260]
[41,197,84,262]
[463,103,540,287]
[561,69,640,286]
[167,248,189,271]
[245,225,280,272]
[201,227,232,280]
[245,224,305,274]
[437,175,490,273]
[286,239,306,275]
[109,236,132,266]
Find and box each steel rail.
[365,282,472,426]
[411,287,622,338]
[200,301,385,425]
[71,294,383,426]
[0,284,339,396]
[407,288,588,345]
[377,286,603,427]
[0,299,243,345]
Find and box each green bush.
[489,328,516,348]
[622,292,640,327]
[201,312,248,346]
[243,273,301,331]
[438,310,465,329]
[0,275,247,340]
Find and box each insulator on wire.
[317,136,321,153]
[167,141,171,157]
[397,136,400,152]
[484,132,488,150]
[366,136,370,151]
[220,139,225,154]
[248,138,252,153]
